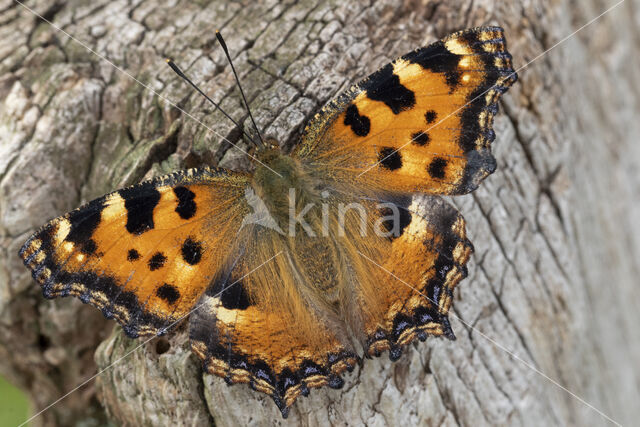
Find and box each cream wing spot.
[485,92,495,105]
[36,267,51,282]
[393,60,424,87]
[201,294,219,312]
[478,29,499,42]
[478,110,489,129]
[444,38,473,55]
[71,283,86,294]
[102,193,126,221]
[214,303,241,325]
[34,251,46,264]
[53,218,71,243]
[172,259,198,281]
[402,199,428,242]
[22,239,42,259]
[459,56,472,69]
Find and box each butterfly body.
[237,145,381,348]
[20,26,517,417]
[252,146,315,228]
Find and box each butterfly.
[19,26,516,417]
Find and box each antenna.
[165,59,260,147]
[216,30,265,147]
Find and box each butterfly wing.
[189,230,359,418]
[288,27,516,368]
[186,187,473,416]
[19,167,251,337]
[296,26,517,195]
[360,194,473,358]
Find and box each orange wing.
[296,26,517,195]
[19,167,250,337]
[187,188,473,416]
[359,194,473,359]
[189,232,359,418]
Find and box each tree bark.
[1,0,639,426]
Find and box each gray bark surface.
[1,0,639,426]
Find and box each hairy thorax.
[252,146,319,227]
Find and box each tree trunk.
[1,0,639,425]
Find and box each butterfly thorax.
[252,147,319,229]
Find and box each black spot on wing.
[211,277,251,310]
[378,147,402,170]
[411,131,430,146]
[181,237,202,265]
[403,42,461,84]
[379,203,412,240]
[81,239,97,255]
[156,283,180,304]
[457,149,497,193]
[127,249,140,261]
[362,63,415,114]
[120,183,161,235]
[425,110,437,124]
[459,30,483,53]
[66,199,105,243]
[221,279,251,309]
[444,71,462,91]
[428,157,447,179]
[343,104,370,137]
[174,186,196,219]
[148,252,167,271]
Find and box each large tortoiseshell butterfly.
[20,27,516,417]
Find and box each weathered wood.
[1,0,639,425]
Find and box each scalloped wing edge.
[19,167,242,338]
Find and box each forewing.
[296,26,517,195]
[19,167,251,337]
